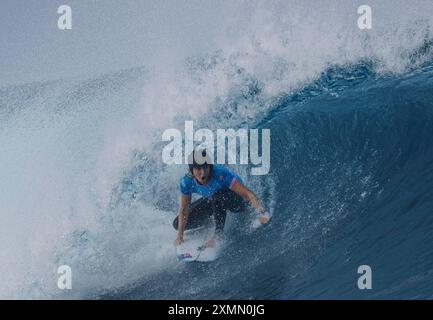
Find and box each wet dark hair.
[188,149,213,174]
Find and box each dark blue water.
[104,60,433,300]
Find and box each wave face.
[107,61,433,300]
[2,1,433,299]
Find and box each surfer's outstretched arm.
[231,180,271,224]
[202,181,271,248]
[231,180,264,213]
[174,194,191,246]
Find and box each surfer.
[173,149,271,248]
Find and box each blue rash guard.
[179,165,243,198]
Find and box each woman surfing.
[173,149,272,248]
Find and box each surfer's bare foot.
[204,235,219,248]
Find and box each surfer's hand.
[258,213,271,225]
[174,235,184,246]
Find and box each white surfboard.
[175,225,223,263]
[175,214,272,262]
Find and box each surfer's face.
[192,166,211,185]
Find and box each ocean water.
[1,1,433,299]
